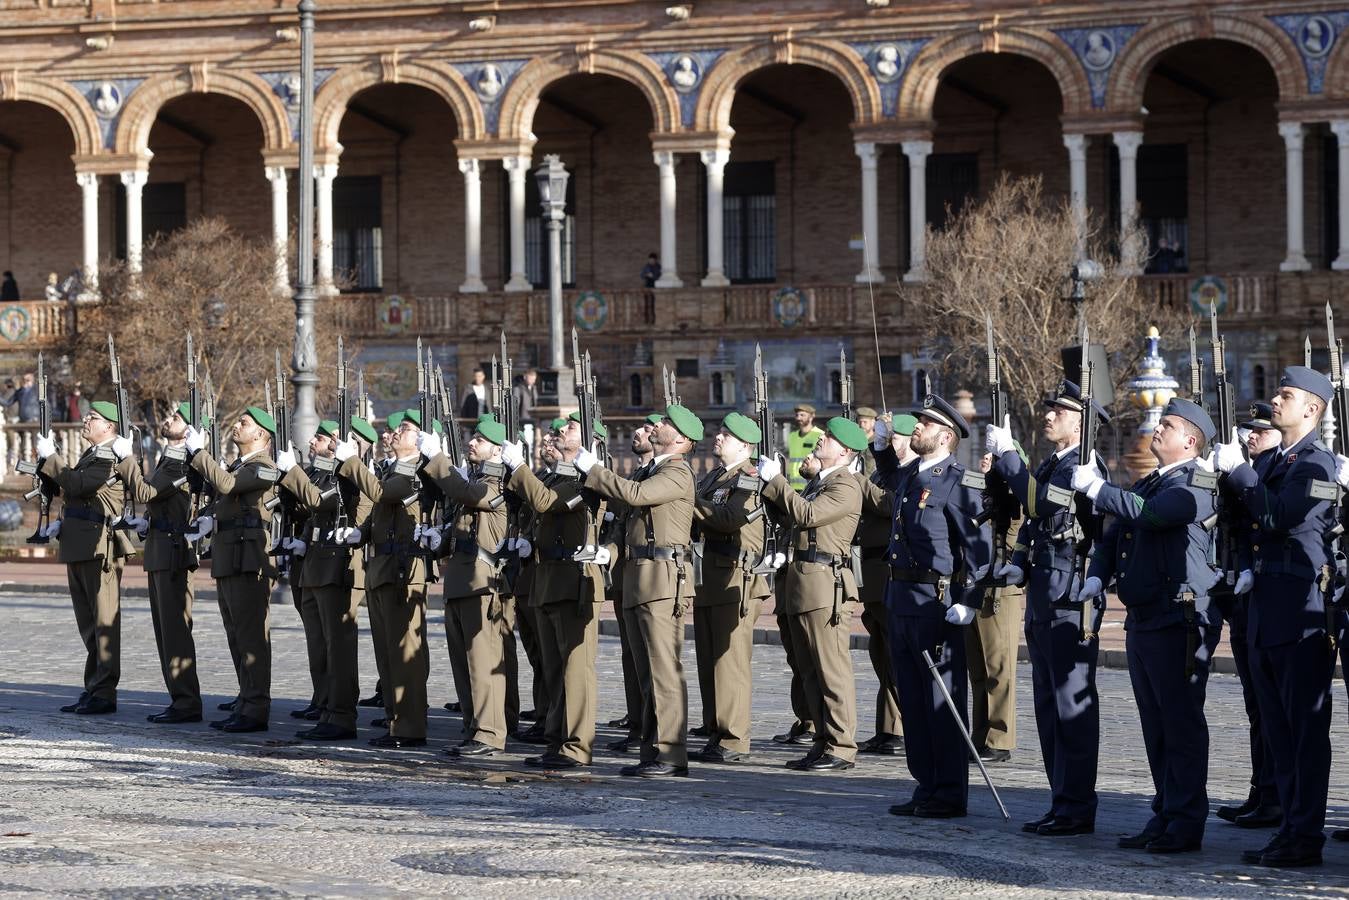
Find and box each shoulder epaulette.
[480,461,507,479]
[254,466,281,483]
[735,473,759,492]
[1188,469,1219,491]
[393,460,420,477]
[92,446,116,462]
[959,470,986,490]
[161,446,188,462]
[553,462,579,479]
[1307,479,1342,501]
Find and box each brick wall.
[0,101,81,295]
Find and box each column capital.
[1062,133,1089,157]
[120,169,148,188]
[653,150,677,169]
[1278,121,1306,147]
[453,137,536,162]
[651,129,733,156]
[76,171,99,188]
[855,141,879,165]
[313,162,339,181]
[901,140,933,161]
[502,154,533,173]
[264,165,288,184]
[699,147,730,167]
[1112,131,1144,155]
[458,157,481,177]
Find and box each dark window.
[676,358,699,378]
[1137,144,1188,274]
[518,172,576,289]
[1251,364,1267,402]
[828,368,842,405]
[333,175,382,291]
[115,181,187,259]
[926,153,978,232]
[880,355,903,375]
[1324,133,1338,270]
[629,373,643,407]
[722,161,775,283]
[711,372,726,406]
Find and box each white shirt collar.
[1154,458,1187,477]
[817,463,846,480]
[1055,443,1080,460]
[652,452,674,466]
[918,452,952,473]
[239,448,265,463]
[397,452,420,463]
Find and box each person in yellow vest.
[786,403,823,492]
[37,400,135,715]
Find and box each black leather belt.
[150,519,192,534]
[861,545,888,561]
[628,545,687,561]
[217,514,263,531]
[888,566,947,585]
[703,538,742,558]
[537,546,574,561]
[375,540,415,556]
[63,506,113,526]
[798,548,845,566]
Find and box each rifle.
[1306,335,1314,367]
[1076,321,1103,641]
[839,348,854,421]
[1188,325,1204,402]
[500,331,518,444]
[1209,302,1242,586]
[313,336,345,474]
[107,334,137,527]
[356,367,371,463]
[1326,303,1346,555]
[661,364,680,407]
[569,329,608,594]
[268,349,295,572]
[197,370,219,559]
[977,314,1016,592]
[435,365,461,466]
[749,342,781,581]
[17,352,56,544]
[415,338,441,585]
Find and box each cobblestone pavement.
[1,588,1347,898]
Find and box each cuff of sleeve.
[1227,463,1259,491]
[1085,478,1105,501]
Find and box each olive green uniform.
[604,475,645,741]
[966,509,1023,753]
[856,474,902,740]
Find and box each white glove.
[513,537,532,558]
[593,546,612,566]
[189,515,214,540]
[1071,464,1105,499]
[1234,569,1254,595]
[41,520,61,539]
[972,563,992,583]
[111,436,133,461]
[984,414,1014,457]
[282,536,307,557]
[124,514,148,532]
[1336,454,1349,489]
[501,441,525,471]
[183,426,205,454]
[575,446,598,474]
[35,432,55,459]
[873,416,889,445]
[418,430,442,459]
[333,526,361,545]
[770,552,787,569]
[454,464,468,480]
[603,511,615,522]
[1076,575,1103,605]
[758,454,781,483]
[420,528,442,552]
[334,439,358,462]
[134,521,148,539]
[995,563,1025,587]
[1214,428,1244,473]
[268,534,283,554]
[944,603,976,625]
[274,448,297,473]
[1195,451,1215,473]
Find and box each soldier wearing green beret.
[115,403,205,723]
[508,422,558,745]
[689,411,772,763]
[419,418,513,757]
[36,400,136,715]
[183,405,281,732]
[333,410,433,748]
[758,416,866,771]
[578,405,700,777]
[272,418,376,740]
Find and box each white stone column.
[76,172,99,298]
[901,140,932,283]
[1063,133,1089,260]
[458,158,487,293]
[1332,121,1349,270]
[503,155,531,291]
[119,170,148,275]
[1113,131,1144,274]
[855,142,882,283]
[265,166,290,293]
[1279,122,1311,272]
[314,162,338,293]
[653,151,683,288]
[700,148,730,287]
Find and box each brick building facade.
[0,0,1344,423]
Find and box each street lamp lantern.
[535,154,569,219]
[535,154,569,378]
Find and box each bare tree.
[909,175,1189,454]
[66,218,350,429]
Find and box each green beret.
[550,417,567,433]
[475,417,507,446]
[174,402,208,429]
[316,419,340,439]
[385,411,405,431]
[665,404,704,442]
[721,411,761,446]
[402,409,422,429]
[350,416,378,444]
[893,414,918,436]
[90,400,118,424]
[567,410,608,440]
[244,405,277,436]
[825,416,867,452]
[644,413,665,426]
[431,418,444,435]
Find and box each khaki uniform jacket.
[586,455,694,608]
[339,453,423,590]
[693,458,770,608]
[509,464,604,606]
[43,442,135,564]
[762,466,862,615]
[120,452,197,573]
[191,450,280,579]
[423,454,507,600]
[279,463,373,590]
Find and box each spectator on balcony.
[44,273,61,301]
[65,382,90,424]
[6,372,38,423]
[641,252,661,289]
[1,271,18,302]
[461,367,490,421]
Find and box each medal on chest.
[918,488,931,509]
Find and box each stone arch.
[114,66,292,156]
[496,49,680,140]
[695,38,880,133]
[314,58,484,150]
[897,28,1092,121]
[0,73,101,157]
[1106,14,1304,112]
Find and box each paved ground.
[1,586,1347,898]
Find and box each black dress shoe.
[443,701,461,712]
[620,760,688,778]
[370,717,389,729]
[1331,829,1349,842]
[802,753,855,772]
[76,697,116,715]
[445,740,497,758]
[606,737,637,754]
[1258,841,1322,868]
[358,692,384,708]
[889,800,919,817]
[221,715,268,734]
[859,733,905,755]
[1037,818,1095,836]
[689,725,711,738]
[1241,834,1287,864]
[525,752,583,769]
[513,725,548,745]
[60,692,91,713]
[1022,812,1056,834]
[290,704,319,720]
[785,749,824,770]
[1118,830,1164,850]
[298,723,357,741]
[147,708,203,724]
[368,734,426,749]
[772,729,817,745]
[1233,805,1283,829]
[974,747,1011,763]
[606,714,631,729]
[209,714,238,730]
[1216,792,1261,823]
[915,801,966,819]
[1146,833,1201,854]
[217,698,239,712]
[695,745,748,763]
